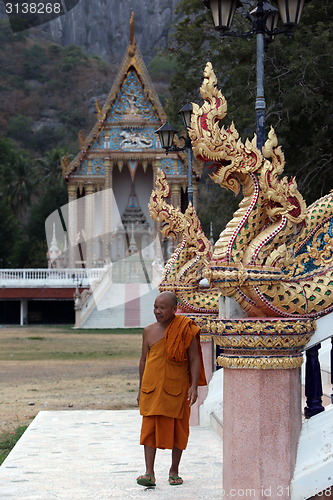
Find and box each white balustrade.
[0,268,104,288]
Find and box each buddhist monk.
[136,291,206,487]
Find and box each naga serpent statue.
[184,62,333,319]
[148,169,219,316]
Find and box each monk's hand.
[188,385,198,406]
[136,391,140,406]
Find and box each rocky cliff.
[1,0,182,62]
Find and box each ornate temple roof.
[62,12,169,179]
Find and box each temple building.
[59,14,199,327]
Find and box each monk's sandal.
[137,474,156,487]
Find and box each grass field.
[0,326,142,361]
[0,326,143,438]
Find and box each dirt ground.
[0,327,142,434]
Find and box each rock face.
[1,0,182,62]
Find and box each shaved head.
[154,292,177,325]
[158,291,177,307]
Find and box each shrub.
[7,115,33,144]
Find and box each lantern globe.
[203,0,242,31]
[178,103,193,129]
[277,0,306,26]
[155,122,177,150]
[250,1,279,36]
[263,1,279,33]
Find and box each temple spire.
[128,11,136,57]
[130,11,135,45]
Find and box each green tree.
[7,115,34,148]
[0,136,19,170]
[0,137,35,217]
[2,152,36,220]
[264,1,333,201]
[149,52,178,82]
[24,181,68,267]
[0,137,29,267]
[35,147,70,188]
[23,44,48,81]
[0,198,20,267]
[169,0,333,236]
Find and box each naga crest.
[186,62,333,319]
[149,170,219,315]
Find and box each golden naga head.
[149,169,212,256]
[189,62,306,225]
[148,170,186,239]
[188,62,263,195]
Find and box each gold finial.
[95,99,102,117]
[60,153,70,174]
[130,11,135,45]
[128,11,136,57]
[78,130,86,148]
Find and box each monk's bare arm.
[187,337,200,406]
[137,327,150,405]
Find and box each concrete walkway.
[0,410,222,499]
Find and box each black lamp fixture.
[155,103,193,154]
[251,2,279,36]
[155,102,194,204]
[203,0,242,32]
[155,121,177,150]
[204,0,307,33]
[277,0,306,26]
[179,102,194,130]
[203,0,309,151]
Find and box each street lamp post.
[155,103,194,205]
[203,0,308,151]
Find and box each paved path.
[0,410,222,499]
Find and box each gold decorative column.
[208,317,315,498]
[209,318,314,370]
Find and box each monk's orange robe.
[139,315,206,450]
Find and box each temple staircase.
[74,257,160,328]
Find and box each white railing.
[0,268,104,288]
[306,312,333,349]
[74,265,112,328]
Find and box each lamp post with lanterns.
[203,0,308,151]
[155,103,194,205]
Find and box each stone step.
[210,411,223,441]
[292,405,333,499]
